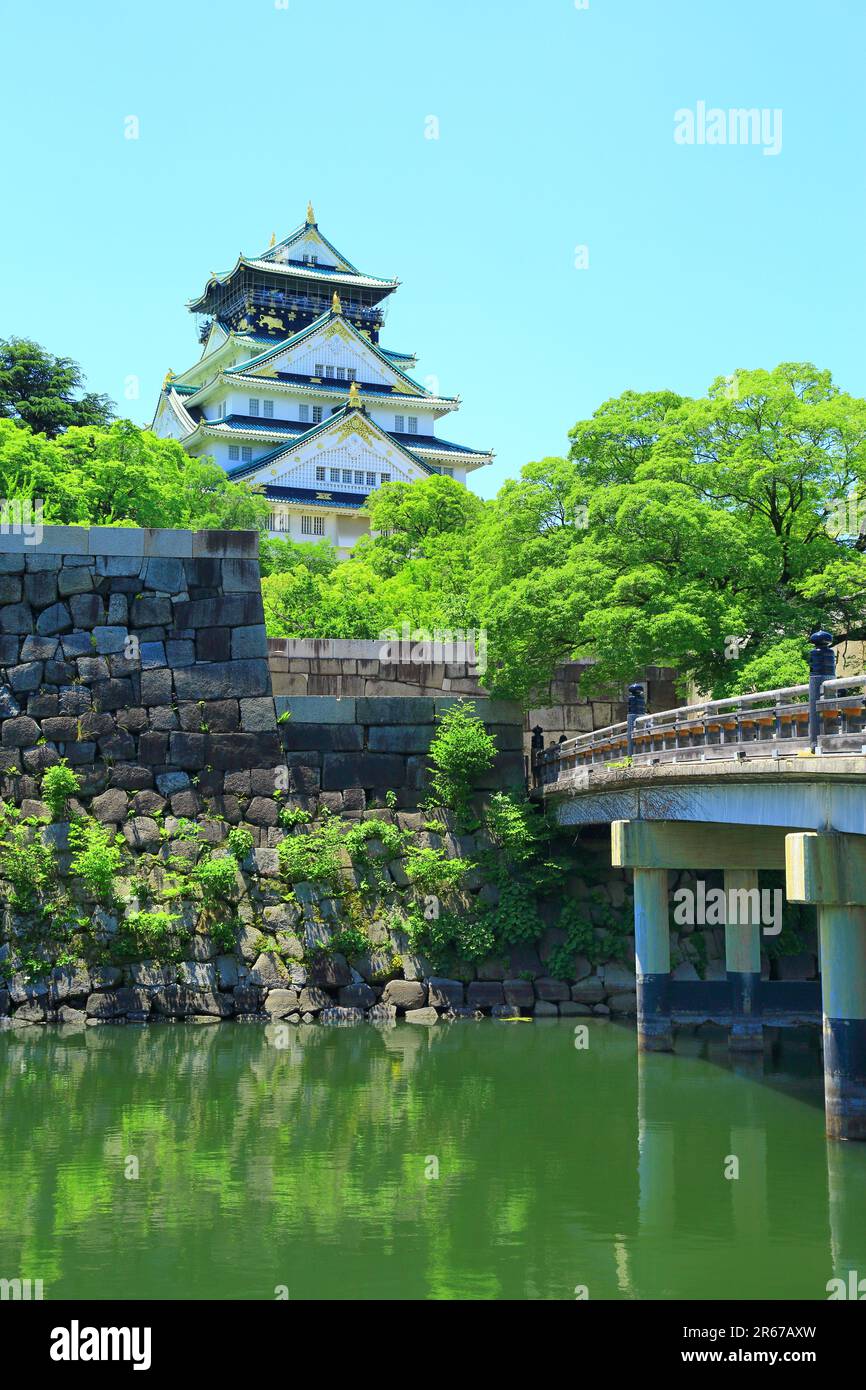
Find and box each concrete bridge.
[535,663,866,1142]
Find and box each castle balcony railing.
[213,286,385,330]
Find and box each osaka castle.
[152,204,493,554]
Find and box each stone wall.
[0,526,283,830]
[268,640,683,758]
[268,637,487,699]
[275,694,524,815]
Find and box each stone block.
[535,977,570,1002]
[467,981,504,1009]
[23,571,56,606]
[503,979,535,1008]
[192,529,257,558]
[143,557,185,592]
[174,659,270,702]
[231,624,267,659]
[239,697,277,732]
[274,695,357,724]
[174,594,264,630]
[322,752,406,791]
[382,980,426,1010]
[89,527,145,556]
[356,697,435,725]
[367,725,434,754]
[426,977,464,1009]
[166,639,195,667]
[35,602,71,636]
[57,567,94,596]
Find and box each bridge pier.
[724,869,764,1052]
[633,867,673,1050]
[787,833,866,1141]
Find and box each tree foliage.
[0,418,269,531]
[0,337,114,437]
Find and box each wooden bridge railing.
[535,662,866,788]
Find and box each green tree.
[0,337,114,437]
[0,419,269,531]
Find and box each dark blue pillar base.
[728,970,763,1051]
[637,972,672,1051]
[824,1017,866,1141]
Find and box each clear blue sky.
[2,0,864,498]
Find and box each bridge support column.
[787,832,866,1140]
[633,867,672,1051]
[723,869,763,1052]
[818,906,866,1140]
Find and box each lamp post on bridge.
[627,683,646,759]
[808,629,836,752]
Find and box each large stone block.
[231,624,268,659]
[173,594,264,630]
[222,559,261,592]
[174,659,270,702]
[467,982,504,1009]
[35,602,71,635]
[322,752,406,790]
[284,724,363,752]
[382,980,426,1010]
[274,695,356,724]
[192,529,257,558]
[356,697,435,725]
[206,730,282,769]
[367,725,434,755]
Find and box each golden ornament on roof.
[348,380,361,408]
[331,290,342,315]
[163,369,175,388]
[269,232,276,247]
[306,201,315,225]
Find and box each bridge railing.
[535,672,866,787]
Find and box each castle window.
[366,471,375,486]
[314,363,324,377]
[316,466,325,481]
[312,406,323,424]
[341,469,351,483]
[241,447,252,463]
[299,404,309,423]
[380,472,391,484]
[407,417,418,434]
[228,445,239,461]
[301,514,325,536]
[263,400,274,419]
[330,469,340,482]
[336,367,346,381]
[248,398,259,416]
[354,471,364,484]
[394,414,404,431]
[347,368,356,381]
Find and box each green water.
[1,1018,864,1301]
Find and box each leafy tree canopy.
[0,337,114,438]
[0,419,269,531]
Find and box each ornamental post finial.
[332,290,342,315]
[348,379,361,408]
[163,369,175,389]
[306,201,315,225]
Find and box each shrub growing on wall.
[427,702,497,817]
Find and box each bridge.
[532,639,866,1142]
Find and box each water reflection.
[0,1019,862,1300]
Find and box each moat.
[1,1019,862,1301]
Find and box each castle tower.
[152,208,493,556]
